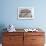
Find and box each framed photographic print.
[18,7,34,19]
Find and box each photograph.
[18,7,34,19]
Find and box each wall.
[0,0,46,30]
[0,0,46,43]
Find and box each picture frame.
[18,7,34,19]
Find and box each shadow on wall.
[0,24,7,43]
